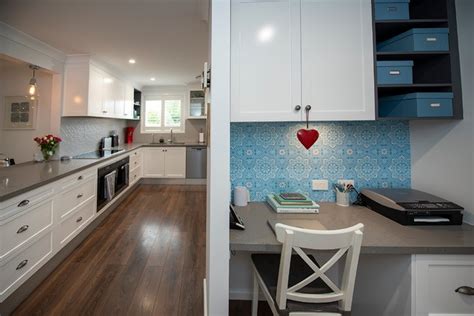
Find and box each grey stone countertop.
[231,202,474,255]
[0,142,207,202]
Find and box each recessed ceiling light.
[150,77,156,81]
[128,59,136,64]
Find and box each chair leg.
[252,272,259,316]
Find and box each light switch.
[312,179,329,191]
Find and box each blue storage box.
[375,0,410,20]
[379,92,454,117]
[377,28,449,52]
[377,60,414,85]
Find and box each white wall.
[0,58,56,163]
[410,0,474,224]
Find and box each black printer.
[360,189,463,225]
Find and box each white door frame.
[206,0,231,315]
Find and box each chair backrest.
[274,223,364,312]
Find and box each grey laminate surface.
[230,202,474,254]
[0,143,207,202]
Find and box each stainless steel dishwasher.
[186,147,207,179]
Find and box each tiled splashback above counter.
[231,121,411,202]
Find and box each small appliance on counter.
[361,188,463,225]
[111,131,119,148]
[125,126,135,144]
[198,128,205,144]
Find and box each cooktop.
[73,149,125,159]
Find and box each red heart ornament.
[297,129,319,150]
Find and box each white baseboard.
[230,289,265,301]
[141,178,207,185]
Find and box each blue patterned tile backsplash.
[230,121,411,202]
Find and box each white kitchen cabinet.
[230,0,375,122]
[164,148,186,178]
[231,0,301,122]
[63,56,134,119]
[413,255,474,316]
[142,147,186,178]
[301,0,375,121]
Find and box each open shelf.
[376,51,449,60]
[378,84,453,96]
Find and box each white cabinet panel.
[413,255,474,316]
[124,84,134,119]
[164,148,186,178]
[143,148,166,178]
[102,75,116,117]
[88,67,105,116]
[301,0,375,121]
[231,0,301,122]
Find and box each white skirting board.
[141,178,207,185]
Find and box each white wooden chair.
[251,223,364,316]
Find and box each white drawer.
[58,169,96,191]
[57,198,95,247]
[130,149,142,169]
[0,199,53,261]
[414,255,474,316]
[56,177,96,219]
[0,232,52,300]
[130,165,142,184]
[0,187,54,221]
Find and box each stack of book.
[266,193,320,213]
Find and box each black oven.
[97,157,129,211]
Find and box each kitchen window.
[142,94,185,133]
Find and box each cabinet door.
[231,0,302,122]
[164,148,186,178]
[113,79,126,119]
[123,84,134,119]
[88,67,105,116]
[142,148,165,178]
[301,0,375,121]
[102,75,116,117]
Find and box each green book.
[274,194,314,205]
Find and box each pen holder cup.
[336,191,351,207]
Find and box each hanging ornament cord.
[305,105,311,128]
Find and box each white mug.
[234,186,250,207]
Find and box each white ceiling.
[0,0,209,86]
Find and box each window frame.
[141,93,186,134]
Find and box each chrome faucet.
[168,129,173,143]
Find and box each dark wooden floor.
[13,184,206,316]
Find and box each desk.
[229,202,474,315]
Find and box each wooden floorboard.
[13,184,206,316]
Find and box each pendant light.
[28,65,40,100]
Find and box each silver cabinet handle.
[17,225,29,234]
[78,175,83,180]
[295,105,301,111]
[389,70,401,75]
[426,37,437,42]
[305,105,312,111]
[102,110,108,113]
[18,200,30,207]
[77,193,83,198]
[16,259,28,270]
[430,103,441,108]
[76,217,83,223]
[455,286,474,296]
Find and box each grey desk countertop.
[230,202,474,255]
[0,142,207,202]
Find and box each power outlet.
[338,179,355,188]
[312,179,329,191]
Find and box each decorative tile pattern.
[230,121,411,202]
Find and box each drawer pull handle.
[76,217,83,223]
[17,225,29,234]
[77,193,84,198]
[387,6,397,11]
[389,70,400,75]
[16,259,28,270]
[426,37,437,42]
[18,200,30,207]
[78,176,83,180]
[455,286,474,296]
[430,103,441,108]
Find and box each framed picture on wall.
[3,96,37,130]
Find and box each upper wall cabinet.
[62,56,135,119]
[231,0,375,122]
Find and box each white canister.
[234,186,250,207]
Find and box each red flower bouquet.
[34,134,62,161]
